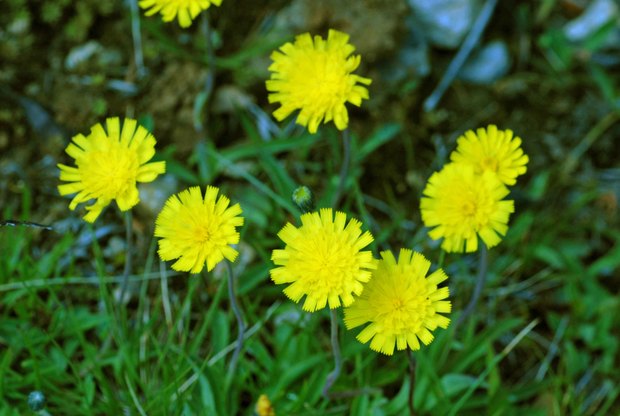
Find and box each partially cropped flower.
[420,163,514,253]
[58,117,166,223]
[139,0,222,28]
[255,394,275,416]
[155,186,243,273]
[450,125,529,186]
[344,249,451,356]
[270,208,376,312]
[266,29,372,134]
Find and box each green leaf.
[160,147,201,185]
[357,123,401,162]
[538,29,573,71]
[84,374,95,406]
[583,20,617,53]
[588,240,620,277]
[589,64,618,108]
[197,373,217,414]
[532,244,565,269]
[220,134,317,162]
[450,318,523,374]
[441,373,478,398]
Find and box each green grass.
[2,1,620,415]
[3,115,619,414]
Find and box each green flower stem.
[128,0,145,79]
[226,261,246,378]
[406,349,416,416]
[332,128,351,208]
[194,13,215,133]
[322,308,343,398]
[118,210,133,305]
[437,249,446,269]
[455,243,488,330]
[159,261,173,327]
[323,129,352,398]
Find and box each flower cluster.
[55,26,531,364]
[58,119,243,274]
[270,208,451,355]
[263,29,454,355]
[420,125,528,253]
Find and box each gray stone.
[408,0,481,49]
[458,40,511,84]
[564,0,618,42]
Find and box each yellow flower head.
[155,186,244,273]
[450,125,529,186]
[344,249,451,356]
[270,208,376,312]
[139,0,222,28]
[58,117,166,223]
[420,163,515,253]
[266,29,372,134]
[255,394,275,416]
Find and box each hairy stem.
[128,0,145,79]
[407,349,416,416]
[119,210,133,304]
[322,308,343,398]
[332,129,351,208]
[226,262,246,377]
[455,243,488,330]
[194,13,215,134]
[322,129,352,398]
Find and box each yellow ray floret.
[139,0,222,28]
[155,186,244,274]
[270,208,376,312]
[420,163,514,253]
[344,249,451,356]
[57,117,166,223]
[266,29,372,134]
[450,124,529,186]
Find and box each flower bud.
[292,186,315,213]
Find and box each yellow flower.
[58,117,166,223]
[450,125,529,186]
[420,163,514,253]
[344,249,451,356]
[266,29,372,134]
[255,394,275,416]
[155,186,243,273]
[270,208,376,312]
[139,0,222,28]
